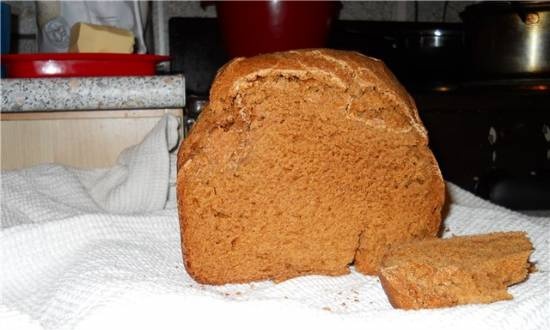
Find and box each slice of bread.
[177,49,445,284]
[379,232,534,309]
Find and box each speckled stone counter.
[1,75,185,112]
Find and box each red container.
[0,53,170,78]
[210,1,340,58]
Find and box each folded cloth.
[1,136,549,330]
[85,114,180,213]
[1,114,179,229]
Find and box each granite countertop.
[1,74,185,112]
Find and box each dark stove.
[170,18,550,211]
[413,83,550,210]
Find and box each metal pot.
[461,1,550,77]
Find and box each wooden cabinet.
[1,109,183,170]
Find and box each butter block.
[69,22,135,53]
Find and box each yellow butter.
[69,22,135,53]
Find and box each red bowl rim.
[0,53,171,62]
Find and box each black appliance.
[169,17,550,211]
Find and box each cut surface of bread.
[379,232,534,310]
[177,49,445,284]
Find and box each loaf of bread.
[177,49,445,284]
[379,232,534,309]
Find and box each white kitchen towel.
[83,114,179,213]
[1,156,549,328]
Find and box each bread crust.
[378,232,533,309]
[177,49,445,284]
[178,49,439,165]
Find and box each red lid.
[0,53,171,78]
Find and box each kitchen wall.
[159,1,472,21]
[6,1,474,54]
[4,0,37,53]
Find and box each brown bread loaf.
[379,232,534,309]
[176,49,445,284]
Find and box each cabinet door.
[1,109,183,170]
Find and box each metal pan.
[461,1,550,77]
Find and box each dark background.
[170,17,550,211]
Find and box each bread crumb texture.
[379,232,534,309]
[177,49,445,284]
